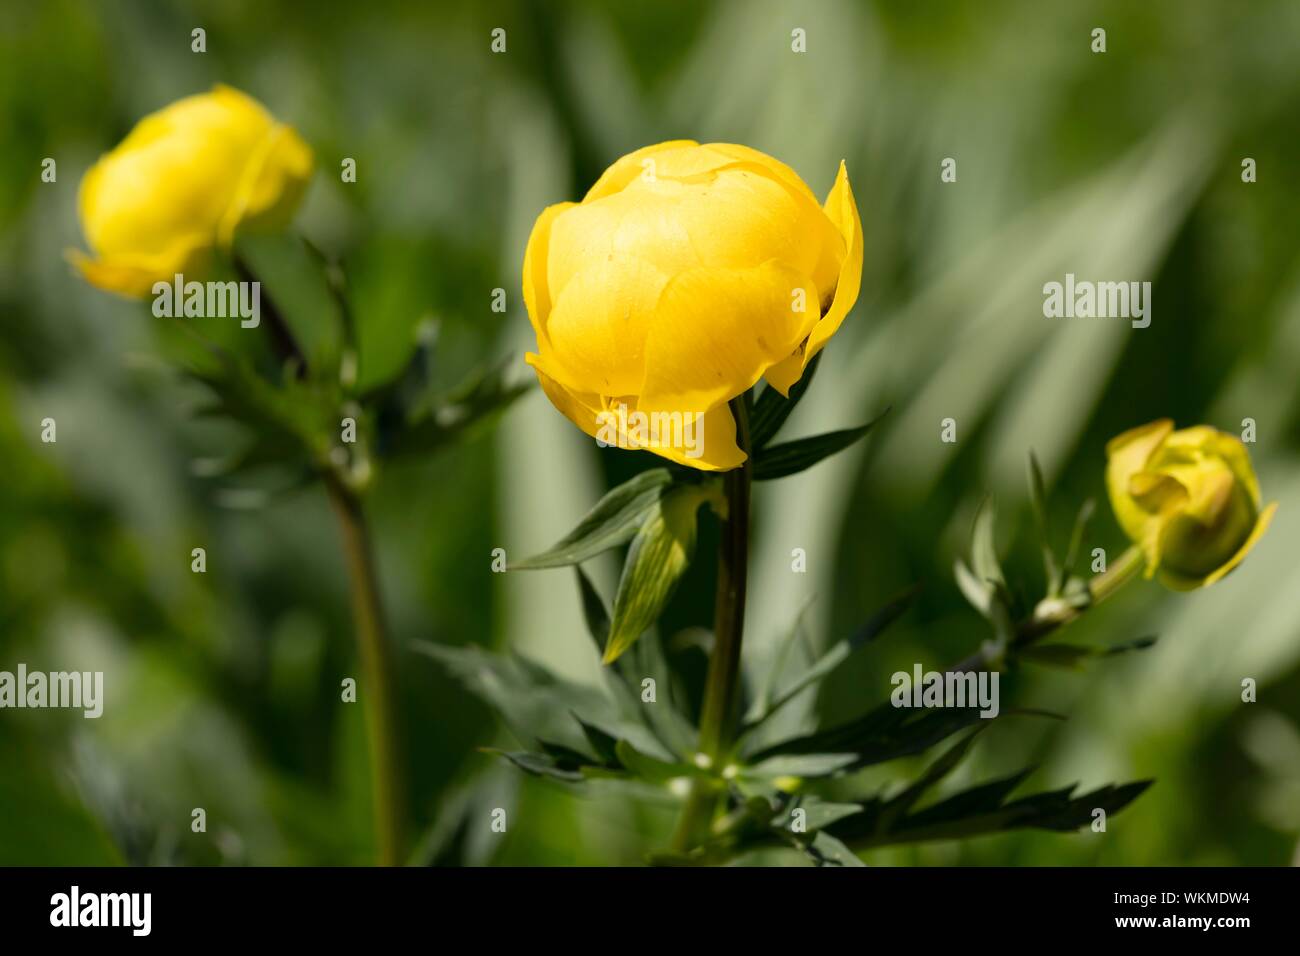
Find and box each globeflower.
[72,85,313,298]
[1105,419,1276,590]
[522,141,862,470]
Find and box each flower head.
[523,141,862,470]
[73,85,314,298]
[1106,420,1276,590]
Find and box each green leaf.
[510,468,673,570]
[1018,636,1157,670]
[414,642,668,758]
[574,566,611,654]
[1063,497,1096,577]
[485,749,585,783]
[790,797,864,832]
[603,483,709,664]
[834,778,1153,849]
[750,699,991,771]
[748,352,822,449]
[970,496,1005,592]
[953,558,991,617]
[1027,452,1062,594]
[804,831,867,867]
[744,753,858,779]
[572,713,622,766]
[877,726,990,832]
[752,407,890,481]
[613,740,701,783]
[742,587,918,735]
[381,357,529,459]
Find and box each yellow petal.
[522,201,577,350]
[1209,431,1263,507]
[637,261,818,414]
[544,252,670,396]
[582,140,699,201]
[526,354,744,471]
[1159,502,1278,590]
[75,85,313,297]
[764,161,862,395]
[1105,419,1174,542]
[549,166,829,307]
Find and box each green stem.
[671,394,753,853]
[955,543,1146,672]
[324,470,407,866]
[1087,543,1145,605]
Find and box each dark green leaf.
[742,587,917,736]
[748,352,822,449]
[574,566,610,654]
[751,407,889,481]
[613,741,700,783]
[1018,636,1157,670]
[750,699,991,770]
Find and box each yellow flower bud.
[522,141,863,470]
[1105,419,1276,590]
[72,85,314,298]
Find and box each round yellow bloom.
[523,141,863,471]
[1106,420,1276,590]
[73,85,314,298]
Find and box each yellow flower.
[1106,420,1276,590]
[522,141,862,471]
[72,85,314,298]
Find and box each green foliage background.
[1,0,1298,865]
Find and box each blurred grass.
[1,0,1297,865]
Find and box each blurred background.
[2,0,1298,865]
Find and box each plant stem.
[671,394,753,853]
[952,543,1146,672]
[323,470,407,866]
[1088,543,1145,605]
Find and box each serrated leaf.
[602,483,708,664]
[511,468,673,570]
[879,726,990,830]
[751,407,890,481]
[750,700,991,770]
[830,777,1153,850]
[748,352,822,449]
[414,641,670,759]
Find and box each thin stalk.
[324,469,407,866]
[952,543,1146,672]
[671,394,752,852]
